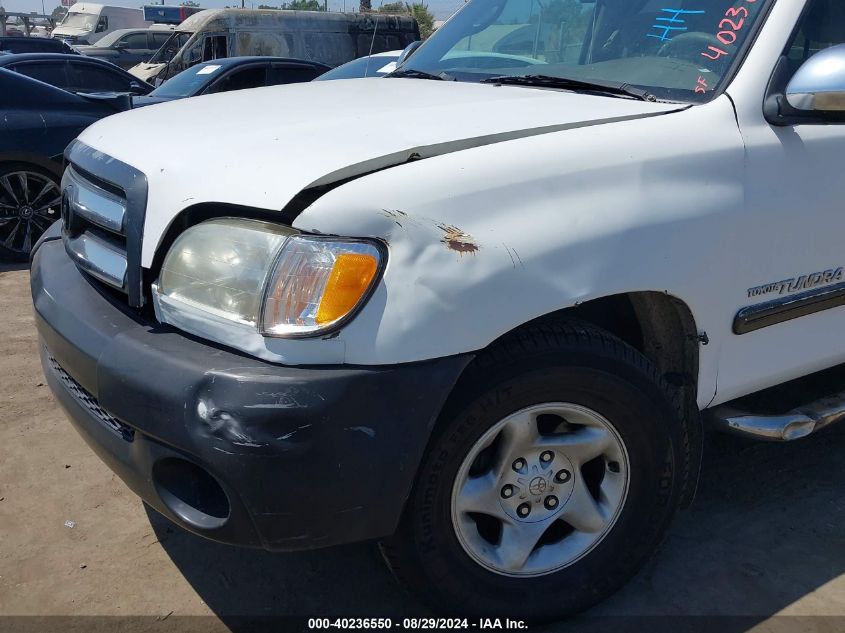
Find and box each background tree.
[377,2,434,38]
[407,2,434,38]
[379,1,405,12]
[284,0,325,8]
[359,0,372,13]
[180,0,200,6]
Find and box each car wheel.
[381,320,685,620]
[0,163,62,262]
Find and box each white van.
[52,4,152,46]
[129,8,419,83]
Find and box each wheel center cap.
[19,206,33,219]
[528,476,547,495]
[498,451,576,523]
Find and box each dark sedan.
[0,36,78,55]
[76,28,175,70]
[0,68,137,262]
[132,56,330,107]
[0,53,152,97]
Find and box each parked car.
[0,69,133,261]
[33,0,845,622]
[315,50,401,80]
[0,36,78,55]
[129,8,419,84]
[133,56,330,107]
[0,53,152,96]
[76,27,175,70]
[52,3,151,46]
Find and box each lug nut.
[607,461,620,473]
[540,450,554,463]
[554,469,571,483]
[544,496,558,510]
[512,458,526,472]
[501,485,514,499]
[517,503,531,518]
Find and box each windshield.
[59,11,97,31]
[150,61,222,97]
[316,54,400,80]
[401,0,771,102]
[148,31,191,64]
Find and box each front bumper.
[31,231,471,550]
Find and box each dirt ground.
[4,261,845,632]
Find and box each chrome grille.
[62,141,148,307]
[62,166,129,292]
[47,352,135,442]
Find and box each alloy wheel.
[0,170,61,258]
[451,402,630,577]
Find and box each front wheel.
[381,321,686,620]
[0,163,62,262]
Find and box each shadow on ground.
[150,424,845,630]
[0,262,29,273]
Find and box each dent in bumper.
[32,238,472,550]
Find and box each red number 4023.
[702,0,758,61]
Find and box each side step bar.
[709,391,845,441]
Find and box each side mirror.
[397,40,422,66]
[786,44,845,112]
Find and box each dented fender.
[294,96,747,408]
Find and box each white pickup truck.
[29,0,845,620]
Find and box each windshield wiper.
[387,67,454,81]
[481,74,656,102]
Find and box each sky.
[0,0,465,20]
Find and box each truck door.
[114,32,152,68]
[717,0,845,403]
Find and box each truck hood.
[128,62,164,82]
[76,78,685,265]
[53,26,92,36]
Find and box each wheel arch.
[0,152,64,180]
[432,291,703,507]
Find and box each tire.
[0,162,62,263]
[380,320,686,620]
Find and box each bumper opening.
[153,457,231,529]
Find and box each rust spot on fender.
[438,224,479,255]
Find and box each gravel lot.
[4,261,845,631]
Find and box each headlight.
[155,217,383,339]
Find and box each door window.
[11,61,69,90]
[150,32,172,49]
[67,63,133,93]
[118,33,149,49]
[202,35,228,61]
[205,65,267,94]
[96,16,108,33]
[268,64,323,86]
